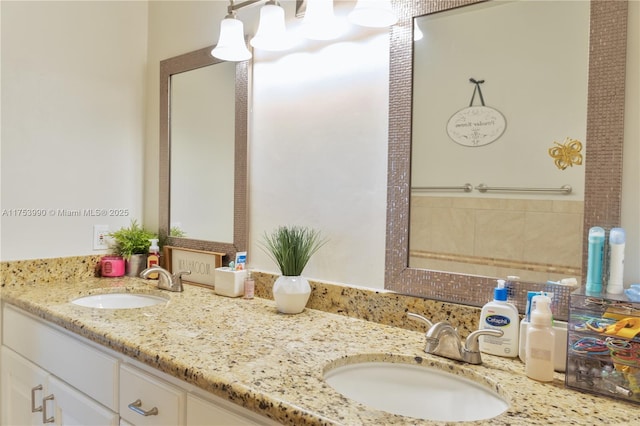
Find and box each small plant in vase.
[109,219,157,277]
[260,226,327,314]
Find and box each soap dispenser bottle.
[146,239,160,280]
[479,279,520,357]
[525,295,555,382]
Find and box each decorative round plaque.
[446,105,506,147]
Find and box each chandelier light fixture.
[211,11,252,62]
[250,1,296,51]
[300,0,346,41]
[348,0,398,28]
[211,0,399,62]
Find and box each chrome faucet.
[408,312,503,365]
[140,266,191,292]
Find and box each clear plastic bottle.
[479,279,520,357]
[243,270,255,299]
[525,295,555,382]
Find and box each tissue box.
[214,268,247,297]
[565,288,640,404]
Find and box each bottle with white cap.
[607,228,625,294]
[146,239,161,280]
[525,294,555,382]
[479,279,520,357]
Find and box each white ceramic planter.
[273,276,311,314]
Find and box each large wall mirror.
[159,45,248,260]
[386,0,627,321]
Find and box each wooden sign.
[163,246,224,288]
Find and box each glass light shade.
[301,0,346,41]
[211,16,252,62]
[348,0,398,28]
[250,4,295,51]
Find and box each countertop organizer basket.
[566,288,640,404]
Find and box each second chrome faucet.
[408,312,503,365]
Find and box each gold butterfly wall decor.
[549,138,583,170]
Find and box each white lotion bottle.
[607,228,625,294]
[525,295,555,382]
[479,279,520,358]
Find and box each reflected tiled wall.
[410,196,583,283]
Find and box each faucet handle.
[171,270,191,291]
[407,312,434,329]
[465,328,504,353]
[175,270,191,279]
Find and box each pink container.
[101,256,125,277]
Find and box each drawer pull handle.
[128,399,159,417]
[31,385,43,413]
[42,394,55,423]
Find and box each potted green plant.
[109,219,157,277]
[260,226,327,314]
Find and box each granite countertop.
[1,278,637,425]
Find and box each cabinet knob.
[128,399,159,416]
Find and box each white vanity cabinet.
[1,304,119,425]
[186,393,272,426]
[47,375,119,425]
[1,304,279,426]
[1,346,119,425]
[119,363,186,426]
[1,347,49,425]
[119,363,280,426]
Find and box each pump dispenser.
[146,239,160,280]
[525,295,555,382]
[479,279,520,357]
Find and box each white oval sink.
[324,361,508,422]
[71,293,168,309]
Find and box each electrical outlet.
[93,225,110,250]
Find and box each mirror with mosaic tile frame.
[385,0,627,321]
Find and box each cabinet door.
[46,375,118,426]
[1,346,49,426]
[187,394,278,426]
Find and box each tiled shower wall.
[409,195,583,283]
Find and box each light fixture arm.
[228,0,274,14]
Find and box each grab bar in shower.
[412,183,473,193]
[474,184,572,194]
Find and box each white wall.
[248,28,389,287]
[0,1,148,260]
[622,0,640,286]
[2,1,638,288]
[144,1,388,287]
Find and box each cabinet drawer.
[2,305,118,410]
[119,363,186,426]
